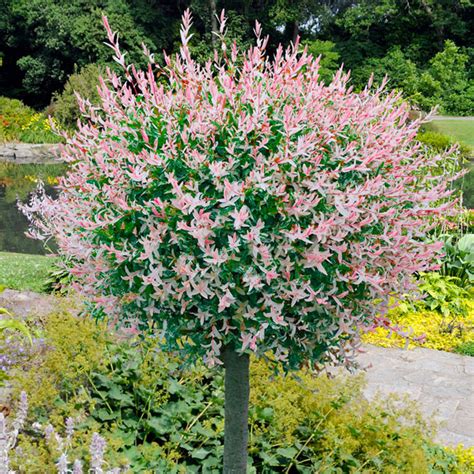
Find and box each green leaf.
[0,318,32,344]
[111,429,137,446]
[276,446,298,458]
[261,451,280,466]
[122,417,139,429]
[146,417,176,436]
[108,385,133,406]
[457,234,474,253]
[94,408,118,421]
[191,448,210,460]
[167,379,183,395]
[94,373,114,389]
[261,407,274,420]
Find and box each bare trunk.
[209,0,218,47]
[292,21,300,44]
[223,345,250,474]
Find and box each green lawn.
[426,119,474,149]
[0,252,56,292]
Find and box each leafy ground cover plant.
[0,306,32,386]
[439,233,474,289]
[455,341,474,357]
[363,298,474,354]
[6,310,474,473]
[22,10,458,470]
[43,261,74,294]
[365,229,474,354]
[416,272,471,319]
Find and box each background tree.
[0,0,178,107]
[50,64,103,128]
[302,39,340,83]
[1,1,472,114]
[22,10,456,471]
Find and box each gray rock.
[0,288,57,318]
[0,143,61,164]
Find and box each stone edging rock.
[0,143,61,164]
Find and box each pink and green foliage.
[23,11,456,370]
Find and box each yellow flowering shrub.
[21,112,45,131]
[363,298,474,353]
[19,112,60,143]
[445,445,474,474]
[0,96,61,143]
[11,305,110,421]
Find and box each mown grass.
[0,251,56,292]
[426,119,474,149]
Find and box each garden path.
[358,345,474,447]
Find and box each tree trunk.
[223,345,250,474]
[209,0,218,47]
[292,20,300,44]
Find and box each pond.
[0,162,66,255]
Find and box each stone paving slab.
[358,345,474,447]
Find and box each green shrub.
[354,47,421,100]
[417,130,472,160]
[51,64,102,129]
[17,113,61,144]
[417,272,472,319]
[0,307,31,386]
[10,310,109,416]
[415,41,474,116]
[0,97,35,142]
[9,311,473,473]
[302,40,340,84]
[0,97,60,143]
[439,233,474,289]
[455,341,474,357]
[426,41,473,117]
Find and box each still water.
[0,162,66,255]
